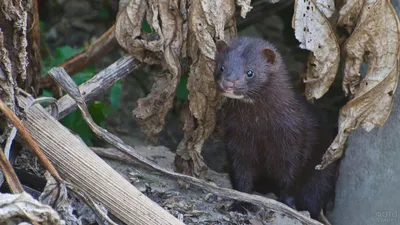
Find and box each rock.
[328,103,400,225]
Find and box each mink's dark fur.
[214,36,339,220]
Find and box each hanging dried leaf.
[316,0,400,169]
[116,0,249,177]
[236,0,253,18]
[292,0,340,100]
[174,0,237,177]
[115,0,183,139]
[336,0,364,34]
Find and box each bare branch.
[54,55,140,120]
[40,25,118,89]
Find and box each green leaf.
[39,20,46,32]
[41,89,53,97]
[60,110,80,131]
[89,101,114,128]
[41,45,85,75]
[98,8,110,19]
[54,46,83,65]
[176,75,190,101]
[60,101,113,146]
[72,66,96,86]
[142,20,152,33]
[72,116,94,146]
[110,81,122,109]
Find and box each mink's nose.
[220,79,236,91]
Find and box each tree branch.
[53,55,140,120]
[40,25,118,89]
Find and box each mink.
[213,36,339,221]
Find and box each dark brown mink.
[213,36,339,221]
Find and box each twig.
[49,67,322,225]
[0,99,63,183]
[0,147,23,193]
[3,127,17,160]
[53,55,140,120]
[40,25,117,89]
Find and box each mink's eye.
[220,65,225,72]
[247,70,254,78]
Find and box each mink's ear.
[216,40,228,53]
[262,48,276,64]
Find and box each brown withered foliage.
[115,0,400,174]
[317,0,400,169]
[115,0,248,177]
[292,0,340,100]
[293,0,400,169]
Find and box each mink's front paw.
[228,201,258,214]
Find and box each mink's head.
[214,37,283,101]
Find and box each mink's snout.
[219,78,237,92]
[216,77,245,99]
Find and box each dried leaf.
[317,0,400,169]
[0,192,62,225]
[116,0,238,176]
[173,0,237,177]
[337,0,364,33]
[292,0,340,99]
[39,172,79,225]
[115,0,183,139]
[236,0,253,18]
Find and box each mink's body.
[214,36,339,220]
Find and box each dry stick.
[40,24,117,89]
[0,147,23,193]
[0,99,63,183]
[49,67,322,225]
[55,55,141,120]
